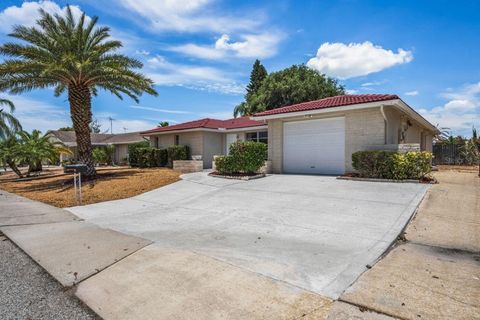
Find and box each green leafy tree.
[158,121,169,127]
[0,7,157,177]
[0,136,23,177]
[243,65,345,115]
[58,126,74,131]
[234,60,268,117]
[15,130,72,174]
[0,98,21,139]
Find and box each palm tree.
[0,7,157,177]
[0,98,21,139]
[0,136,23,178]
[15,130,71,174]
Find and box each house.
[141,94,438,174]
[141,117,267,169]
[47,130,147,164]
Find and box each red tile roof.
[253,94,399,117]
[141,116,265,134]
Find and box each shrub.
[128,141,150,166]
[167,145,190,167]
[351,151,395,178]
[92,147,111,165]
[155,148,168,167]
[137,148,155,168]
[214,155,238,175]
[215,141,268,174]
[352,151,433,180]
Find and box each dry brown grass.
[0,167,181,208]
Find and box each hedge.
[167,145,190,167]
[215,141,267,174]
[352,151,433,180]
[128,141,150,167]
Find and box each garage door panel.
[283,117,345,175]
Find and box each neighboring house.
[141,94,438,175]
[47,130,147,164]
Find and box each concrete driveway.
[68,173,429,299]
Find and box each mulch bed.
[0,168,181,208]
[209,172,266,181]
[338,173,437,184]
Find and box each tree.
[58,126,74,131]
[0,7,157,177]
[158,121,169,127]
[234,60,268,117]
[0,98,21,139]
[234,65,345,117]
[0,136,23,177]
[90,118,102,133]
[15,130,71,174]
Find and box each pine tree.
[246,60,268,98]
[234,60,268,117]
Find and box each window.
[174,135,180,145]
[246,131,268,144]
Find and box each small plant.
[214,141,268,175]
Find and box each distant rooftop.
[48,130,145,146]
[140,116,265,135]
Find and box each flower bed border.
[208,172,266,181]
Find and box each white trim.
[222,125,267,133]
[141,125,267,136]
[395,100,438,133]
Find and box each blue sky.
[0,0,478,136]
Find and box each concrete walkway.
[340,170,480,319]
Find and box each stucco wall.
[114,144,129,164]
[202,132,223,169]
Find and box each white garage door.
[283,117,345,175]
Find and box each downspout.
[380,105,388,144]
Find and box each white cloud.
[135,50,150,56]
[146,55,244,94]
[98,118,157,134]
[361,81,384,87]
[405,90,419,96]
[418,82,480,136]
[307,41,413,79]
[345,89,359,94]
[170,33,283,60]
[0,1,90,33]
[4,95,70,133]
[116,0,261,33]
[129,105,193,114]
[444,99,476,111]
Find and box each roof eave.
[250,100,399,120]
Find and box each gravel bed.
[0,238,99,320]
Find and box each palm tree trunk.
[7,159,23,178]
[68,84,96,177]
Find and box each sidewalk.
[340,170,480,320]
[0,189,333,319]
